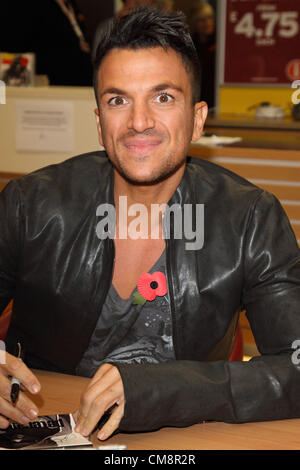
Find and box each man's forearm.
[116,355,300,432]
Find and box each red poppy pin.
[133,271,168,305]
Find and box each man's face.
[95,47,207,185]
[196,14,215,36]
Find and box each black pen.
[10,342,22,404]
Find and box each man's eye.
[156,93,174,104]
[109,96,127,106]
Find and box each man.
[0,6,300,443]
[190,1,216,108]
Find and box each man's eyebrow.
[99,83,183,99]
[151,83,183,94]
[99,87,126,99]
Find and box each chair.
[229,323,244,361]
[0,301,13,341]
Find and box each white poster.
[15,99,74,152]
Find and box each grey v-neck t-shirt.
[76,250,175,378]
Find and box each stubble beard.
[110,150,187,186]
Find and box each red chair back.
[0,301,13,341]
[229,324,244,361]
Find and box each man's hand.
[75,363,125,441]
[0,352,40,428]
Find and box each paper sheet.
[0,414,92,450]
[194,134,242,146]
[15,99,74,152]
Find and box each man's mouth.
[124,138,162,154]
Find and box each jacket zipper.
[164,215,179,360]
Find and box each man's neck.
[113,164,186,210]
[112,163,186,241]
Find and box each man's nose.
[128,100,155,132]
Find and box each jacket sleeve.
[115,191,300,432]
[0,181,23,314]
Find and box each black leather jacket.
[1,152,300,432]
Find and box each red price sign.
[223,0,300,84]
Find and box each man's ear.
[94,108,104,147]
[191,101,208,142]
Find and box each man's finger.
[97,400,124,441]
[0,373,39,422]
[1,352,40,395]
[0,395,35,428]
[77,366,121,428]
[77,382,122,436]
[73,410,79,422]
[0,414,10,429]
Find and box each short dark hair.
[92,6,201,106]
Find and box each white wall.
[0,86,102,174]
